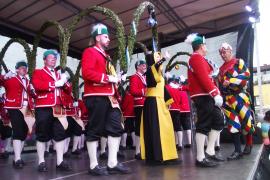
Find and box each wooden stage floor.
[0,143,263,180]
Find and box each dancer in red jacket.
[120,87,135,149]
[129,60,147,159]
[0,61,35,169]
[185,33,225,167]
[82,23,130,176]
[32,50,71,172]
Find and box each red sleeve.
[190,54,219,97]
[62,82,72,94]
[32,70,55,92]
[129,76,145,97]
[81,48,109,84]
[121,94,129,113]
[178,85,189,91]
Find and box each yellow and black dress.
[140,54,178,162]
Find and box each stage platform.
[0,143,263,180]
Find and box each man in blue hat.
[129,59,147,160]
[0,60,36,169]
[32,49,72,172]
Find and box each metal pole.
[254,22,264,115]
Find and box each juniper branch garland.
[165,52,191,72]
[0,38,31,74]
[128,1,153,61]
[72,61,81,100]
[67,6,126,70]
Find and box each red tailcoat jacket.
[0,75,35,110]
[121,91,135,118]
[129,72,146,107]
[82,46,115,97]
[32,67,71,108]
[165,84,181,112]
[188,53,220,98]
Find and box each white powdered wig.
[220,42,232,50]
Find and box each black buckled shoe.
[107,163,131,174]
[44,151,50,157]
[242,145,252,155]
[215,146,221,151]
[13,160,24,169]
[119,145,126,150]
[71,149,81,156]
[63,152,71,158]
[56,161,72,171]
[205,152,225,162]
[163,159,182,165]
[177,145,183,151]
[184,144,191,148]
[117,151,125,158]
[88,165,109,176]
[227,151,242,161]
[195,158,218,167]
[135,153,142,160]
[38,162,48,172]
[99,152,108,160]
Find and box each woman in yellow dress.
[140,52,178,164]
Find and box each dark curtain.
[236,23,255,111]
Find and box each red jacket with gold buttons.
[121,91,135,117]
[188,53,220,98]
[32,67,71,108]
[129,72,146,107]
[61,83,76,116]
[82,46,115,97]
[165,84,181,112]
[0,75,35,110]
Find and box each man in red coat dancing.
[129,60,147,159]
[82,23,130,176]
[185,34,225,167]
[0,61,35,169]
[32,50,71,172]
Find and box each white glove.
[60,73,69,83]
[55,80,65,87]
[169,82,179,89]
[4,70,16,79]
[108,75,119,83]
[214,95,223,107]
[73,101,78,107]
[121,74,127,81]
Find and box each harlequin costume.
[218,43,255,159]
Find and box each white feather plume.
[185,33,198,44]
